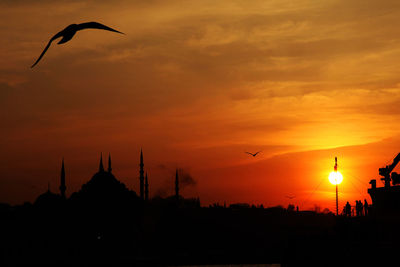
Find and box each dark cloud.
[152,166,196,198]
[178,168,197,188]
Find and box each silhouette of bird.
[245,151,261,157]
[31,22,124,68]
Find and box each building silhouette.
[34,181,63,209]
[68,153,139,207]
[33,151,150,209]
[34,186,62,208]
[29,150,204,214]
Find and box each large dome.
[68,155,139,208]
[79,170,128,195]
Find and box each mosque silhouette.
[34,149,198,211]
[36,150,143,205]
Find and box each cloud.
[177,168,197,188]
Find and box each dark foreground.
[2,201,400,267]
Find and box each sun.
[329,171,343,185]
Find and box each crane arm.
[380,153,400,176]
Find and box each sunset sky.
[2,0,400,211]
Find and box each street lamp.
[329,157,343,215]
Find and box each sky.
[2,0,400,211]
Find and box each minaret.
[60,158,66,198]
[139,149,144,200]
[175,169,179,200]
[108,153,112,173]
[99,153,104,172]
[145,172,149,201]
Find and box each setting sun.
[329,171,343,185]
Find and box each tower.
[60,158,66,198]
[175,169,179,200]
[108,153,112,173]
[139,149,144,200]
[145,172,149,201]
[99,153,104,172]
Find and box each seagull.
[31,22,124,68]
[245,151,261,157]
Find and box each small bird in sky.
[31,22,124,68]
[245,151,261,157]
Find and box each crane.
[379,153,400,187]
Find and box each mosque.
[33,149,202,210]
[34,149,150,206]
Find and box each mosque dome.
[69,153,139,206]
[80,169,127,195]
[34,189,62,208]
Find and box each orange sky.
[2,0,400,211]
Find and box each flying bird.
[31,22,124,68]
[245,151,261,157]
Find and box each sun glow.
[329,171,343,185]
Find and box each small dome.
[34,190,62,207]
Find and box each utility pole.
[334,157,338,216]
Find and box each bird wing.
[76,22,124,34]
[31,31,63,68]
[245,152,253,155]
[254,151,261,156]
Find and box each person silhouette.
[355,200,360,216]
[356,200,363,216]
[345,201,351,217]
